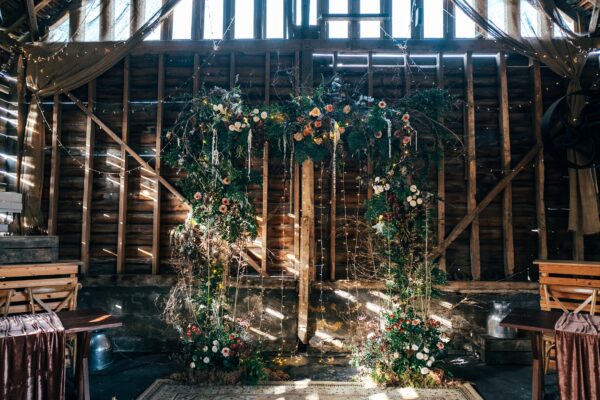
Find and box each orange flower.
[294,132,304,141]
[303,125,314,136]
[309,107,321,117]
[338,127,346,134]
[314,137,323,145]
[219,204,228,213]
[343,105,351,114]
[325,104,334,112]
[221,198,230,206]
[314,120,322,128]
[223,177,231,185]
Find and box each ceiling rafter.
[24,0,39,40]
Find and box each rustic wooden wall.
[5,43,599,280]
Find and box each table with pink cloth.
[0,312,66,400]
[555,312,600,400]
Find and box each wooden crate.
[474,334,532,365]
[0,236,59,264]
[0,192,23,213]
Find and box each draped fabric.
[0,313,66,400]
[555,313,600,400]
[451,0,600,236]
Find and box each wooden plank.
[0,277,78,290]
[261,143,269,276]
[24,0,39,41]
[191,0,205,40]
[293,162,300,272]
[0,264,79,277]
[432,143,542,259]
[539,276,600,288]
[81,81,96,275]
[10,290,74,304]
[100,0,114,41]
[117,57,130,274]
[230,52,236,89]
[48,94,61,236]
[330,154,336,280]
[497,51,515,278]
[63,91,190,208]
[0,249,58,265]
[530,59,548,260]
[264,52,270,104]
[153,55,165,275]
[464,51,480,280]
[535,259,600,268]
[436,52,446,271]
[298,158,314,344]
[0,236,59,249]
[5,0,52,34]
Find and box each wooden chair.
[0,289,14,317]
[26,284,80,314]
[535,260,600,373]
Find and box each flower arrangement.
[351,308,452,387]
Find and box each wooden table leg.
[75,331,91,400]
[530,331,545,400]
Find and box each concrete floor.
[77,353,559,400]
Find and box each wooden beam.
[69,0,83,41]
[63,91,190,208]
[293,162,300,272]
[191,0,205,40]
[330,154,336,280]
[117,57,130,274]
[152,55,165,275]
[15,55,25,202]
[298,158,314,344]
[81,81,96,275]
[530,59,548,260]
[131,0,144,35]
[230,52,236,89]
[436,52,446,272]
[432,143,542,259]
[261,143,269,276]
[506,0,520,38]
[47,94,61,236]
[497,52,515,278]
[589,3,600,36]
[161,0,173,40]
[264,52,270,104]
[100,0,114,41]
[464,51,480,280]
[24,0,39,41]
[474,0,488,38]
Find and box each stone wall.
[80,275,539,356]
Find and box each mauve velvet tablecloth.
[555,312,600,400]
[0,312,66,400]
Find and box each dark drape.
[0,313,66,400]
[555,312,600,400]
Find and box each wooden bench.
[535,259,600,372]
[0,262,81,315]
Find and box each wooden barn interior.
[1,0,600,399]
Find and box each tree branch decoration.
[162,82,459,386]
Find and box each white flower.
[203,357,210,364]
[427,360,433,367]
[234,121,241,128]
[423,347,429,354]
[410,200,417,207]
[420,367,430,375]
[253,116,260,122]
[261,111,268,119]
[375,177,381,183]
[440,334,450,343]
[423,354,429,360]
[212,346,218,353]
[399,312,406,318]
[202,346,208,352]
[411,344,419,351]
[416,198,423,205]
[393,352,400,359]
[212,104,219,111]
[406,196,413,202]
[384,184,390,191]
[213,340,219,346]
[190,362,196,369]
[217,104,224,111]
[416,352,424,360]
[373,185,384,195]
[430,356,435,362]
[221,347,231,357]
[252,108,259,115]
[416,190,420,195]
[228,124,235,131]
[410,185,417,193]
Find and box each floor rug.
[137,379,483,400]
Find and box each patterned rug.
[137,379,483,400]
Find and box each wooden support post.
[294,50,301,95]
[264,52,270,104]
[350,0,359,39]
[443,0,455,39]
[100,0,114,41]
[436,52,446,271]
[25,0,39,41]
[117,57,130,274]
[474,0,488,38]
[130,0,143,35]
[152,55,165,275]
[161,0,173,40]
[48,94,62,236]
[261,143,269,276]
[293,163,300,272]
[530,59,548,260]
[81,81,96,275]
[254,0,265,39]
[191,0,205,40]
[367,51,373,97]
[230,52,236,89]
[506,0,520,38]
[193,53,201,93]
[411,0,424,39]
[298,158,314,344]
[15,55,25,198]
[464,51,480,280]
[330,157,336,280]
[64,92,189,207]
[497,51,515,277]
[319,0,329,39]
[433,144,542,259]
[404,52,411,96]
[69,0,83,41]
[381,0,391,38]
[224,0,234,39]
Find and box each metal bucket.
[89,330,113,371]
[487,301,517,339]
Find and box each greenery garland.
[162,82,459,386]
